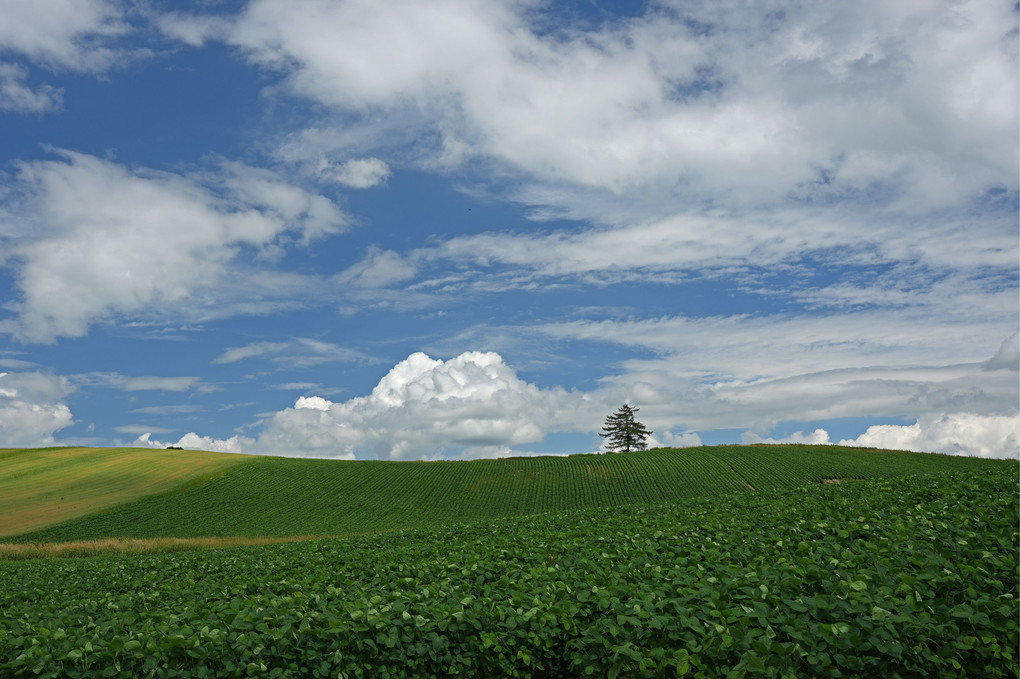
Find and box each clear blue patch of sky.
[0,43,267,168]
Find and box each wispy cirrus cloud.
[213,338,375,369]
[70,372,203,393]
[130,404,203,415]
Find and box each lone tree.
[599,404,652,452]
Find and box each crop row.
[9,446,1003,543]
[1,467,1016,678]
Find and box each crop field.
[4,445,1003,543]
[0,447,250,538]
[0,467,1015,678]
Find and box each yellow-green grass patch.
[0,447,252,537]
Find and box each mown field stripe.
[0,447,253,537]
[5,445,1009,544]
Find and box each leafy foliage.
[599,404,653,452]
[1,468,1016,678]
[7,445,1005,543]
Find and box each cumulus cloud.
[0,371,74,446]
[649,430,702,449]
[217,0,1016,209]
[176,0,1016,334]
[0,151,346,342]
[128,345,1018,460]
[150,351,594,459]
[840,412,1019,459]
[134,431,251,455]
[252,351,588,459]
[742,429,833,446]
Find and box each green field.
[0,447,250,538]
[0,467,1015,678]
[3,444,1002,543]
[1,445,1015,677]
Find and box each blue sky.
[0,0,1017,459]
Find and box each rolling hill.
[1,465,1015,677]
[2,443,1005,543]
[0,446,250,538]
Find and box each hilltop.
[2,443,1004,544]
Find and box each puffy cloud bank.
[139,351,592,460]
[841,413,1019,460]
[136,349,1019,460]
[738,415,1019,460]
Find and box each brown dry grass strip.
[0,535,329,561]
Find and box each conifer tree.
[599,403,652,452]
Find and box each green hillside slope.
[1,468,1016,677]
[0,447,251,537]
[8,444,1005,543]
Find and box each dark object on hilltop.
[166,446,183,450]
[599,404,652,452]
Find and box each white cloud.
[116,424,173,435]
[253,351,589,459]
[213,338,373,368]
[272,382,320,391]
[742,429,833,446]
[219,0,1016,209]
[0,371,74,446]
[0,61,62,112]
[126,343,1018,460]
[203,0,1017,329]
[519,313,1020,447]
[840,412,1019,459]
[69,372,202,392]
[318,158,391,189]
[168,351,595,459]
[123,376,200,392]
[156,12,232,47]
[0,0,129,113]
[130,405,203,415]
[648,430,702,449]
[984,330,1020,372]
[335,248,418,289]
[0,0,127,71]
[213,341,291,364]
[294,395,331,412]
[541,311,1018,383]
[0,151,346,342]
[133,431,251,455]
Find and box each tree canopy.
[599,404,652,453]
